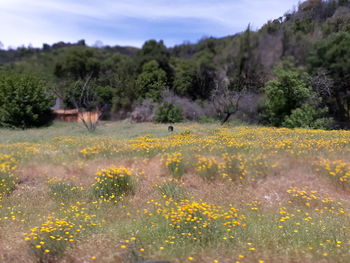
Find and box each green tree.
[99,54,138,113]
[54,47,100,80]
[263,59,312,126]
[138,40,172,78]
[0,72,54,129]
[173,59,197,96]
[229,25,262,91]
[154,102,183,123]
[136,60,167,101]
[309,32,350,121]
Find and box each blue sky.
[0,0,301,49]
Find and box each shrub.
[156,199,243,244]
[154,102,183,123]
[221,153,247,182]
[25,203,101,262]
[198,115,217,123]
[48,179,83,201]
[195,156,219,181]
[282,104,333,129]
[157,179,186,200]
[316,158,350,190]
[93,167,136,202]
[164,152,185,179]
[0,72,54,129]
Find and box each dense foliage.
[154,102,184,123]
[0,72,54,129]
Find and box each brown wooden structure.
[53,109,100,123]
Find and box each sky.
[0,0,301,49]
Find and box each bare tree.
[311,70,334,99]
[211,83,243,125]
[70,74,108,131]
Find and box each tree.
[138,40,171,76]
[54,47,100,80]
[264,58,331,129]
[229,25,262,91]
[0,72,54,129]
[309,32,350,122]
[211,83,243,125]
[136,60,167,101]
[173,59,197,97]
[66,75,109,132]
[193,54,217,99]
[263,59,312,126]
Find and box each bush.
[195,156,219,181]
[25,203,100,262]
[93,167,136,202]
[0,154,17,200]
[0,72,54,129]
[156,199,243,244]
[49,180,82,201]
[157,179,186,200]
[154,102,184,123]
[282,104,333,129]
[164,152,185,179]
[198,115,217,123]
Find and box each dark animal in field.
[168,125,174,132]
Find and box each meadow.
[0,121,350,263]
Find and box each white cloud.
[0,0,301,48]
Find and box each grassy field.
[1,121,350,263]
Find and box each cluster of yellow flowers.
[24,202,101,260]
[0,204,25,223]
[93,167,136,202]
[0,153,17,201]
[158,199,243,238]
[195,156,219,181]
[164,152,185,179]
[0,142,40,160]
[316,158,350,188]
[286,186,347,214]
[220,153,247,181]
[119,198,245,258]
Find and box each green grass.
[0,121,205,144]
